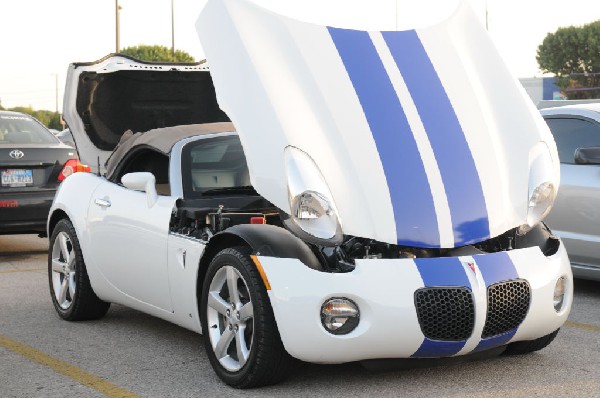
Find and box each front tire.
[200,247,294,388]
[48,219,110,321]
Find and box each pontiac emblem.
[467,262,476,274]
[9,149,24,160]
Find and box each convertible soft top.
[105,122,235,177]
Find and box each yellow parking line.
[0,268,45,274]
[565,321,600,333]
[0,334,139,398]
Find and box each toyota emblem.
[9,150,24,160]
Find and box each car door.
[544,116,600,267]
[86,149,177,311]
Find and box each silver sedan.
[542,103,600,281]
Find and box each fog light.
[320,298,359,335]
[553,277,566,312]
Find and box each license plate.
[1,169,33,187]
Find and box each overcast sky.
[0,0,598,112]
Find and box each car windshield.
[182,135,253,199]
[0,114,58,145]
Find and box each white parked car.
[48,0,572,388]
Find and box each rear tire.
[200,246,294,388]
[503,329,560,355]
[48,219,110,321]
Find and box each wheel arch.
[48,209,69,238]
[196,224,323,310]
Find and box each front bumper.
[258,242,572,363]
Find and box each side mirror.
[121,172,158,207]
[574,147,600,165]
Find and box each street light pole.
[116,0,122,53]
[171,0,175,57]
[54,74,58,113]
[485,0,489,31]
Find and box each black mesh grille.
[414,287,475,341]
[482,280,531,338]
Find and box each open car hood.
[197,0,559,248]
[63,54,229,173]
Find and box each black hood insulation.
[76,69,230,150]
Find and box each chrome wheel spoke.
[239,302,253,322]
[67,256,76,273]
[214,327,235,359]
[51,259,64,274]
[59,234,70,264]
[69,273,76,297]
[235,325,250,367]
[207,291,230,316]
[58,278,69,304]
[226,267,240,307]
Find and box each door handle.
[94,198,111,208]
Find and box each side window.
[545,117,600,164]
[181,136,250,199]
[113,149,171,196]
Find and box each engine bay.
[170,197,560,273]
[169,195,282,241]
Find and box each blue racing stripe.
[473,328,517,352]
[415,257,470,288]
[382,31,490,246]
[328,27,440,247]
[412,338,466,358]
[473,251,519,287]
[412,257,472,357]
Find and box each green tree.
[8,106,33,115]
[537,20,600,99]
[33,110,62,130]
[7,106,62,130]
[120,45,195,63]
[0,99,4,110]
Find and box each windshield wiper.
[201,186,257,196]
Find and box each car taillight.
[59,159,91,181]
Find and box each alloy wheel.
[206,265,254,372]
[50,231,76,310]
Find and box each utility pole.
[485,0,489,31]
[171,0,175,57]
[54,74,58,113]
[116,0,122,53]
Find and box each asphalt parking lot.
[0,234,598,398]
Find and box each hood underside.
[197,0,559,249]
[63,55,229,172]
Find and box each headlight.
[321,298,360,335]
[292,190,333,219]
[526,181,555,228]
[284,147,342,244]
[520,143,558,234]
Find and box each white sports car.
[48,0,572,388]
